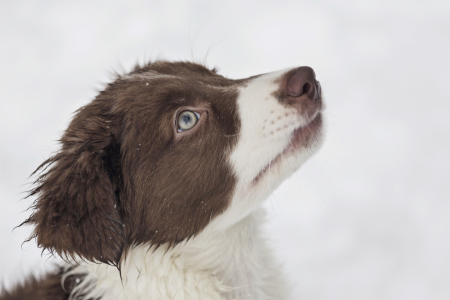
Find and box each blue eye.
[177,111,199,132]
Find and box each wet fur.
[1,60,324,300]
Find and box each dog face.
[25,62,323,266]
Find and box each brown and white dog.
[1,61,324,300]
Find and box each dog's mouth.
[252,112,323,184]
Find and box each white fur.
[213,69,324,230]
[64,68,324,300]
[65,209,287,300]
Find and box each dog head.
[24,61,324,266]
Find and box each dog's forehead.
[125,61,233,86]
[111,62,242,121]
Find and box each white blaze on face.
[232,69,298,186]
[211,68,325,230]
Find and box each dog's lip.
[284,112,322,154]
[252,112,323,184]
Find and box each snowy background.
[1,1,449,299]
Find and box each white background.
[1,1,449,299]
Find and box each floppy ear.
[24,103,125,266]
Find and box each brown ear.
[24,103,125,266]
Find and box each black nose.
[287,66,319,100]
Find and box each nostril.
[287,66,317,99]
[302,82,312,96]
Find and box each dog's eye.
[177,111,199,132]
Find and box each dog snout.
[287,67,320,101]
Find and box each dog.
[1,61,324,300]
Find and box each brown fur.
[0,268,68,300]
[0,269,94,300]
[21,61,244,267]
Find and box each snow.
[1,1,449,299]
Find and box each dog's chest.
[68,209,288,300]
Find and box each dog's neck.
[67,207,288,300]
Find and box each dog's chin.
[252,112,323,185]
[286,112,323,154]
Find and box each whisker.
[224,133,241,137]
